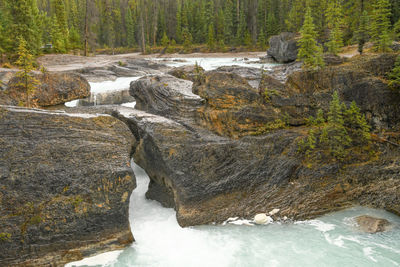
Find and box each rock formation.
[0,106,136,266]
[6,72,90,107]
[356,215,391,233]
[117,56,400,227]
[267,32,299,63]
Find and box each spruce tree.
[223,0,234,45]
[15,37,39,107]
[297,6,325,70]
[388,55,400,90]
[51,16,65,53]
[326,0,344,55]
[6,0,42,54]
[356,10,369,55]
[125,8,135,47]
[54,0,69,50]
[370,0,392,52]
[394,19,400,40]
[207,24,216,51]
[161,31,169,47]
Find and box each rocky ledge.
[1,72,90,107]
[0,106,135,266]
[117,54,400,227]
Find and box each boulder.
[0,106,136,266]
[356,215,391,233]
[267,32,299,63]
[254,214,273,225]
[168,65,205,82]
[7,72,90,107]
[130,75,204,120]
[215,66,262,88]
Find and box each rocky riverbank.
[118,53,400,227]
[0,52,399,265]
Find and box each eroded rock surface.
[6,72,90,107]
[356,215,391,233]
[117,55,400,227]
[0,106,136,266]
[267,32,299,63]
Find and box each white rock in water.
[269,209,280,216]
[254,213,273,225]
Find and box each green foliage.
[15,37,39,108]
[298,92,372,162]
[326,0,344,55]
[255,118,288,135]
[0,232,11,242]
[297,6,325,70]
[394,19,400,41]
[182,27,192,52]
[388,55,400,90]
[356,11,370,55]
[161,31,169,48]
[207,24,216,51]
[370,0,392,52]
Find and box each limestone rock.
[7,72,90,107]
[267,32,299,63]
[130,75,204,120]
[254,214,273,224]
[356,215,391,233]
[0,106,136,266]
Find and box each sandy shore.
[37,52,267,72]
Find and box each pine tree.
[161,31,169,47]
[326,0,344,55]
[388,55,400,90]
[54,0,69,50]
[236,4,246,45]
[356,10,369,55]
[223,0,234,45]
[69,26,81,49]
[125,8,135,47]
[370,0,392,52]
[15,37,39,107]
[286,0,306,32]
[207,24,216,50]
[297,6,325,70]
[51,16,65,53]
[394,18,400,40]
[182,27,192,52]
[6,0,42,54]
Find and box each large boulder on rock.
[356,215,391,233]
[6,72,90,107]
[130,75,204,120]
[267,32,299,63]
[0,106,136,266]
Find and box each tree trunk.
[84,0,89,57]
[140,1,146,54]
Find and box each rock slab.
[0,106,136,266]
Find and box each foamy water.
[152,57,276,71]
[66,162,400,267]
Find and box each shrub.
[298,92,372,162]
